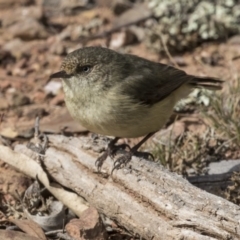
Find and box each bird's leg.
[95,137,130,171]
[112,132,155,174]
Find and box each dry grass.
[202,77,240,147]
[150,77,240,176]
[151,127,224,176]
[225,171,240,205]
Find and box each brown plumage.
[50,47,224,171]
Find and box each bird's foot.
[111,150,133,174]
[95,143,130,171]
[111,149,154,174]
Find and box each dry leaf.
[0,229,41,240]
[9,219,46,240]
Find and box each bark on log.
[0,134,240,240]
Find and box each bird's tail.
[189,76,224,91]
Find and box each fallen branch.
[0,135,240,239]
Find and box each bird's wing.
[120,61,190,106]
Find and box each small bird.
[50,47,223,172]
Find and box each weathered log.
[0,134,240,240]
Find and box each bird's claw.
[95,143,131,171]
[110,150,155,174]
[95,151,108,171]
[111,151,133,174]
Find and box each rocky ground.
[1,0,240,239]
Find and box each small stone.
[44,80,62,95]
[65,207,108,240]
[110,30,137,49]
[0,127,18,139]
[208,160,240,175]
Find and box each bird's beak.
[49,71,71,79]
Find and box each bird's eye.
[81,66,91,73]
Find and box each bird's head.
[49,47,126,92]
